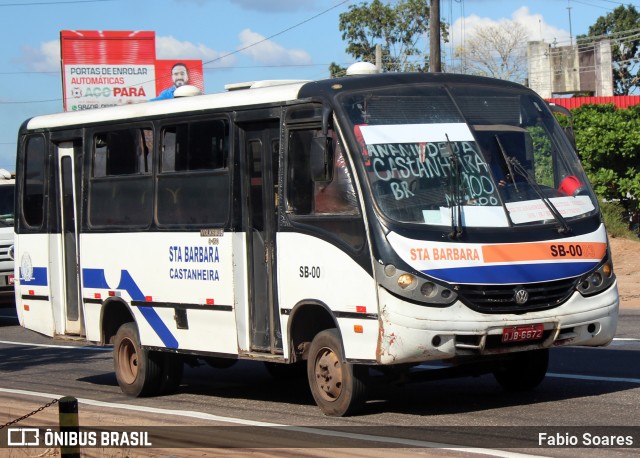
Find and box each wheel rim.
[117,337,138,385]
[313,346,343,402]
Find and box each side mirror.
[310,136,334,182]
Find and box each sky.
[0,0,634,171]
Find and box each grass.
[600,200,638,239]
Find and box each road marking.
[418,363,640,384]
[0,387,545,457]
[0,340,111,351]
[547,373,640,384]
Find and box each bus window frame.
[155,115,232,229]
[283,113,366,254]
[86,123,155,230]
[18,133,48,232]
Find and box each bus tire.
[113,322,162,397]
[493,349,549,391]
[307,329,368,416]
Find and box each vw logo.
[514,287,529,305]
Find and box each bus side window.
[286,128,359,217]
[158,119,230,226]
[287,129,314,215]
[89,127,153,227]
[313,138,359,215]
[93,128,152,177]
[162,120,227,172]
[21,135,46,228]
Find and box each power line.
[571,0,615,10]
[0,0,116,6]
[0,0,353,105]
[200,0,351,68]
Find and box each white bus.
[14,68,619,416]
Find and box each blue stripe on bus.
[20,267,48,286]
[82,268,110,289]
[81,267,179,349]
[137,307,179,349]
[423,261,598,284]
[116,270,145,301]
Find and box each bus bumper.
[376,281,619,365]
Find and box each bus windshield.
[339,84,597,228]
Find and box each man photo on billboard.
[151,62,189,100]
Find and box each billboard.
[153,60,204,100]
[60,30,204,111]
[61,31,157,111]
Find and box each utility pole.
[567,0,573,46]
[430,0,442,72]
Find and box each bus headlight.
[577,260,615,297]
[375,262,457,306]
[8,245,14,260]
[421,282,437,298]
[397,273,417,290]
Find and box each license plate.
[502,323,545,343]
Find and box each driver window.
[286,128,359,216]
[314,135,359,215]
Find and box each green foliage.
[599,201,636,239]
[336,0,446,72]
[581,5,640,95]
[572,104,640,202]
[329,62,346,78]
[528,126,554,187]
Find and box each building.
[528,40,614,99]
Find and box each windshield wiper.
[492,134,571,235]
[508,157,572,235]
[494,135,519,191]
[444,133,463,240]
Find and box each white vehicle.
[0,168,15,305]
[14,69,618,416]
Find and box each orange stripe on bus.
[482,242,607,263]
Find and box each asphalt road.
[1,305,639,457]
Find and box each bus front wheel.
[307,329,368,416]
[113,322,162,397]
[493,349,549,391]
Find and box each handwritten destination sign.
[366,140,499,206]
[358,124,501,208]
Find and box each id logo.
[7,428,40,447]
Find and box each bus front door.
[55,142,84,335]
[241,122,282,353]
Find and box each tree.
[331,0,447,75]
[572,103,640,202]
[455,21,528,83]
[581,5,640,95]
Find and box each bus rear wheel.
[114,322,162,397]
[307,329,368,416]
[493,349,549,391]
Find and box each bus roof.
[25,80,309,131]
[23,71,531,132]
